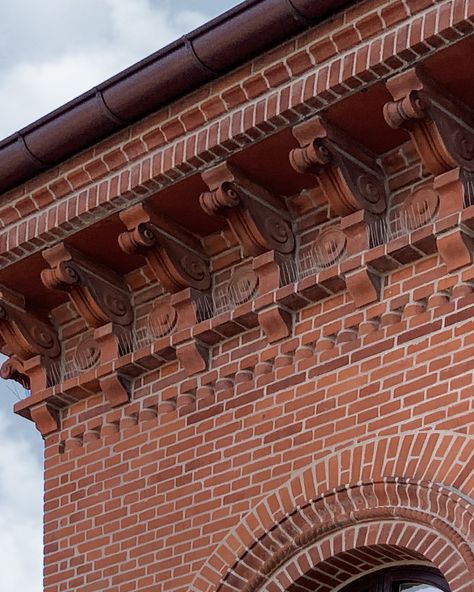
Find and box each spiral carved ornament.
[384,67,474,175]
[200,163,296,257]
[118,202,211,293]
[0,299,60,360]
[42,242,134,329]
[291,116,387,217]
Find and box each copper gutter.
[0,0,353,194]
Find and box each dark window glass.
[338,565,450,592]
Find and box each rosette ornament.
[290,116,387,217]
[41,243,133,328]
[119,202,211,293]
[384,67,474,175]
[200,162,295,257]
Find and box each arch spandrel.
[191,430,474,592]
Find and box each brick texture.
[1,0,473,591]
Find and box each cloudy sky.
[0,1,239,590]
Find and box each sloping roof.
[0,0,353,194]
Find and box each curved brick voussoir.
[191,430,474,592]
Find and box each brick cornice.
[0,0,471,269]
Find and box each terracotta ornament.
[290,116,387,216]
[200,162,295,257]
[119,201,211,293]
[41,242,133,329]
[0,286,60,362]
[384,67,474,175]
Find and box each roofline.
[0,0,353,194]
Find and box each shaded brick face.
[0,0,473,591]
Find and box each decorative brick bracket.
[0,287,62,435]
[345,267,382,308]
[253,252,292,343]
[290,116,387,217]
[41,243,134,329]
[384,67,474,176]
[170,289,209,376]
[340,210,383,307]
[436,227,473,272]
[118,202,211,293]
[41,243,134,409]
[200,162,295,257]
[0,286,61,364]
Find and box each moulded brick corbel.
[99,373,131,408]
[30,402,60,437]
[345,268,382,308]
[118,202,211,293]
[253,251,293,343]
[171,289,209,376]
[290,116,387,217]
[175,341,208,376]
[258,305,292,343]
[384,67,474,176]
[434,168,468,218]
[41,242,134,330]
[340,209,376,256]
[436,228,473,272]
[200,161,295,257]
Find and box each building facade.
[0,1,473,591]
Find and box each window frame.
[338,565,450,592]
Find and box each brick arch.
[258,521,471,592]
[190,430,474,592]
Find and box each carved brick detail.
[253,251,293,343]
[290,116,387,216]
[0,356,30,389]
[402,185,439,229]
[119,202,211,293]
[345,268,382,308]
[41,243,133,329]
[176,341,208,377]
[30,402,59,437]
[0,286,60,363]
[200,162,295,257]
[99,373,131,408]
[436,229,473,272]
[384,67,474,175]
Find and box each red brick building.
[0,1,473,591]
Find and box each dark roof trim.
[0,0,353,194]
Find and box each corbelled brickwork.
[0,0,473,591]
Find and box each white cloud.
[0,0,213,138]
[0,408,43,592]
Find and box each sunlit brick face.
[0,0,473,591]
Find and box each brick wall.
[1,0,473,591]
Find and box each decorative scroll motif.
[149,300,177,338]
[119,202,211,293]
[312,226,347,268]
[41,243,133,329]
[384,67,474,175]
[200,162,295,257]
[401,185,439,231]
[0,287,60,362]
[290,116,387,217]
[228,266,259,305]
[73,337,101,371]
[0,357,30,389]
